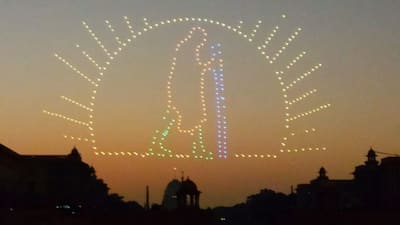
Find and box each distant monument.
[162,173,201,210]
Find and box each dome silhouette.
[162,179,181,210]
[162,177,201,210]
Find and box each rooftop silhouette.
[1,144,399,225]
[297,148,400,210]
[0,144,141,213]
[214,148,400,225]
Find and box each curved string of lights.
[44,15,331,160]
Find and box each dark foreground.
[1,208,399,225]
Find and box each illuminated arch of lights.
[44,14,331,160]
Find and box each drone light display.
[44,14,331,160]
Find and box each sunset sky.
[0,0,400,207]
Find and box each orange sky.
[0,0,400,207]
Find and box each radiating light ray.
[269,28,302,64]
[123,16,135,41]
[63,135,92,142]
[75,44,104,72]
[250,20,262,38]
[105,20,115,33]
[257,25,280,54]
[60,96,93,112]
[285,64,322,90]
[285,51,306,70]
[81,21,113,60]
[54,53,98,87]
[286,104,331,122]
[104,19,131,54]
[280,127,317,144]
[286,89,317,106]
[43,110,89,127]
[105,20,126,47]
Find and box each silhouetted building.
[0,144,109,209]
[162,179,181,210]
[162,176,201,210]
[296,148,400,210]
[178,177,201,208]
[296,167,355,210]
[354,149,400,209]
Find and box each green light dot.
[162,130,169,137]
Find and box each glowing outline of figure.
[148,27,225,160]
